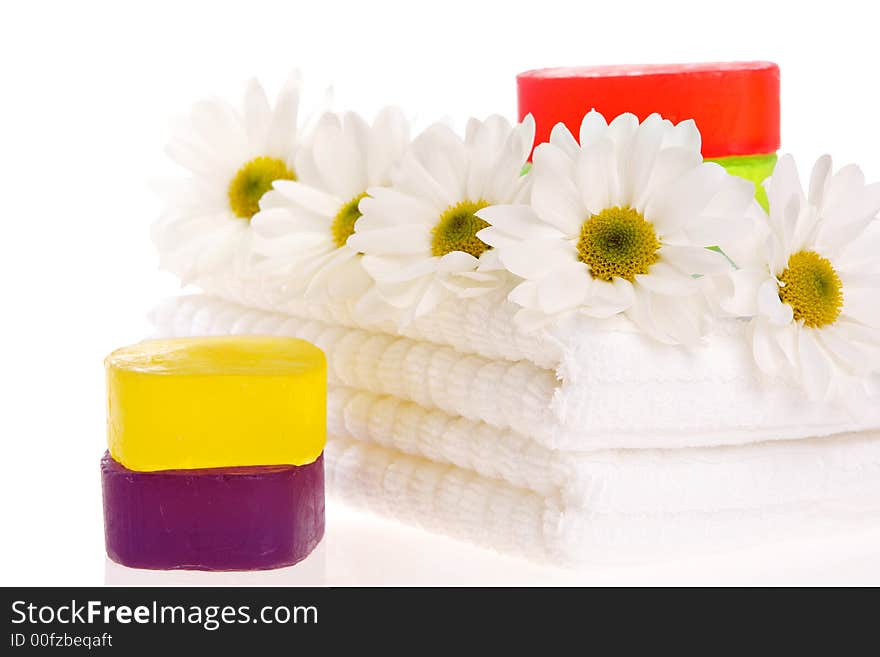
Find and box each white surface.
[102,502,880,586]
[2,0,880,586]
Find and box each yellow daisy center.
[576,206,661,282]
[228,156,296,220]
[777,250,843,328]
[431,199,491,258]
[330,192,368,248]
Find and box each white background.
[1,0,879,586]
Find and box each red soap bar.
[517,62,780,158]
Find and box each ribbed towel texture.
[150,293,880,564]
[152,294,880,450]
[326,435,880,564]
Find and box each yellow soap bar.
[106,336,326,472]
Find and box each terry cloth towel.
[151,294,880,451]
[325,434,880,565]
[151,293,880,564]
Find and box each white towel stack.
[151,285,880,566]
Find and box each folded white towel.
[151,293,880,564]
[326,435,880,565]
[327,385,880,515]
[152,294,880,450]
[151,295,563,446]
[192,272,561,366]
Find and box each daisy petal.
[271,180,341,217]
[719,268,770,317]
[362,254,438,283]
[242,78,272,147]
[536,263,591,314]
[758,279,794,325]
[606,112,639,146]
[575,139,617,214]
[662,244,732,276]
[472,226,522,252]
[358,188,435,230]
[664,118,702,153]
[818,325,876,376]
[437,251,479,272]
[549,122,579,157]
[817,181,880,251]
[508,279,540,309]
[190,99,248,167]
[266,75,301,157]
[250,206,321,238]
[623,113,666,205]
[583,277,635,317]
[808,154,832,208]
[832,220,880,272]
[324,253,372,300]
[634,147,703,212]
[533,141,575,178]
[749,319,789,376]
[496,240,577,279]
[514,307,556,333]
[822,163,866,212]
[311,119,365,200]
[646,162,727,236]
[475,204,564,240]
[798,328,832,400]
[765,154,804,224]
[530,173,584,235]
[346,224,430,255]
[635,262,699,296]
[649,293,702,345]
[627,289,700,345]
[842,287,880,328]
[367,106,410,186]
[578,110,609,147]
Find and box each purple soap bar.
[101,451,324,571]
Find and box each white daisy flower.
[153,75,309,283]
[345,115,535,321]
[719,154,880,399]
[476,111,754,344]
[250,108,411,302]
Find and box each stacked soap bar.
[517,62,780,207]
[101,336,327,571]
